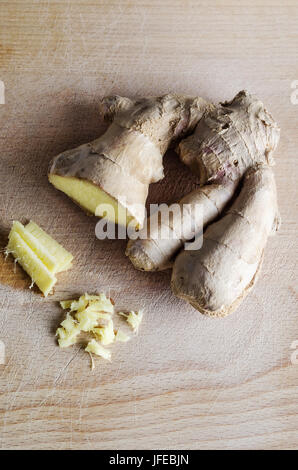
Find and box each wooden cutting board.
[0,0,297,450]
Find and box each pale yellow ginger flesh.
[56,292,114,341]
[76,309,102,332]
[85,339,111,362]
[115,330,130,343]
[12,221,57,273]
[118,310,143,333]
[93,320,115,345]
[56,293,139,367]
[7,231,56,297]
[6,221,73,296]
[48,174,134,227]
[26,221,73,271]
[56,313,80,348]
[60,299,73,310]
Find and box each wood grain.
[0,0,297,450]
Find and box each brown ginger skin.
[169,91,281,316]
[126,179,237,271]
[177,90,280,184]
[126,90,280,273]
[127,90,281,317]
[171,166,280,317]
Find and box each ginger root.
[171,166,280,316]
[126,90,281,316]
[126,180,237,271]
[49,89,280,318]
[126,90,280,274]
[49,94,209,229]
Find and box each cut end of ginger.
[56,293,141,368]
[6,221,73,297]
[48,174,135,227]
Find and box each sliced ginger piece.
[6,221,73,297]
[7,230,57,296]
[12,221,58,273]
[26,220,73,272]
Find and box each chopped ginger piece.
[118,310,143,333]
[75,309,101,332]
[61,313,78,331]
[56,327,80,348]
[6,220,73,296]
[69,296,88,313]
[83,293,111,303]
[94,312,112,321]
[60,299,75,310]
[56,313,80,348]
[115,330,130,343]
[56,293,115,347]
[56,293,141,366]
[85,298,114,314]
[85,339,111,361]
[61,293,114,314]
[93,320,115,345]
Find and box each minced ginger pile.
[56,293,143,368]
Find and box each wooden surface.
[0,0,297,450]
